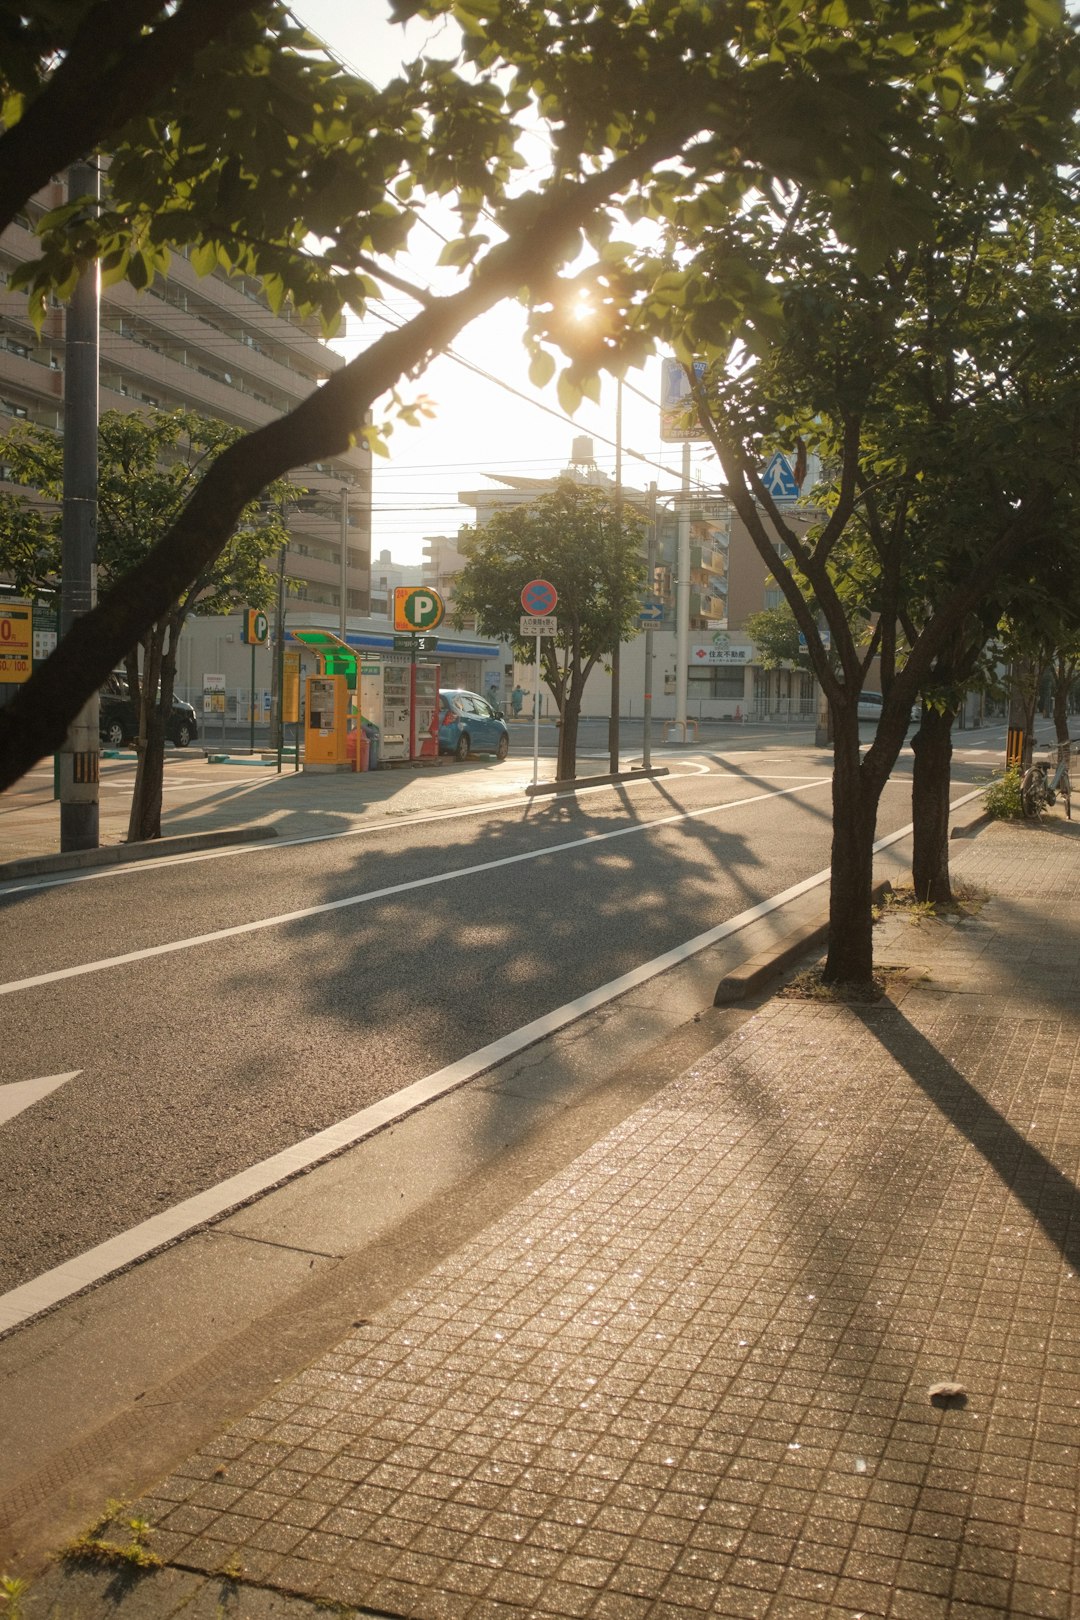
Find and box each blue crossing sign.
[762,452,800,499]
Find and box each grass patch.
[1,1575,28,1620]
[64,1502,161,1571]
[882,882,988,923]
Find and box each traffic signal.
[241,608,269,644]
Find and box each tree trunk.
[127,626,166,841]
[823,710,878,985]
[557,678,581,779]
[910,703,957,903]
[128,714,166,840]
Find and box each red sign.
[521,578,558,616]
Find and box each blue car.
[438,689,510,760]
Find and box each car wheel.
[173,721,193,747]
[455,732,470,761]
[103,720,125,747]
[496,734,509,761]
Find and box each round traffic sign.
[521,578,558,615]
[394,586,445,632]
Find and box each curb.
[713,878,894,1004]
[951,809,993,839]
[0,824,277,884]
[525,766,670,798]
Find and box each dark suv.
[99,672,199,748]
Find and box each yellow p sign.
[393,587,444,632]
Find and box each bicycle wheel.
[1062,770,1071,821]
[1020,769,1045,819]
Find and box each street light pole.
[339,484,349,642]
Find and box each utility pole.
[608,378,623,773]
[58,160,100,851]
[642,482,657,772]
[674,440,691,739]
[339,484,349,642]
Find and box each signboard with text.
[0,599,32,683]
[660,358,709,442]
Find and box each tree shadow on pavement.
[857,1001,1080,1273]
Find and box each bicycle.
[1020,743,1072,821]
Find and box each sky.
[290,0,718,566]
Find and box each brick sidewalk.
[22,819,1080,1619]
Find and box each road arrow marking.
[0,1071,81,1127]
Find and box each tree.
[1,0,1075,795]
[743,603,815,674]
[590,111,1080,978]
[453,481,645,779]
[0,410,291,838]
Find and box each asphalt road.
[0,731,1003,1298]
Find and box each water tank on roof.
[570,435,596,468]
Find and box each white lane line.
[0,1071,80,1127]
[0,789,984,1336]
[0,779,830,990]
[0,764,714,896]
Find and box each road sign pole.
[249,642,256,755]
[519,581,558,786]
[533,634,541,787]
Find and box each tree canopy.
[603,122,1080,976]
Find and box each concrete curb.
[951,809,993,838]
[525,765,670,797]
[0,824,276,884]
[713,878,894,1004]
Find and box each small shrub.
[983,767,1024,819]
[1,1575,28,1620]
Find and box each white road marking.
[0,764,718,896]
[0,1071,80,1127]
[0,774,829,933]
[0,788,984,1335]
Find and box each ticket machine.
[304,673,349,767]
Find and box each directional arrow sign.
[638,599,665,624]
[0,1070,80,1127]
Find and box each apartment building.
[0,178,371,618]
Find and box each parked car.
[99,672,199,747]
[438,689,510,760]
[857,690,921,724]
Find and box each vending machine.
[379,659,412,760]
[411,662,440,758]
